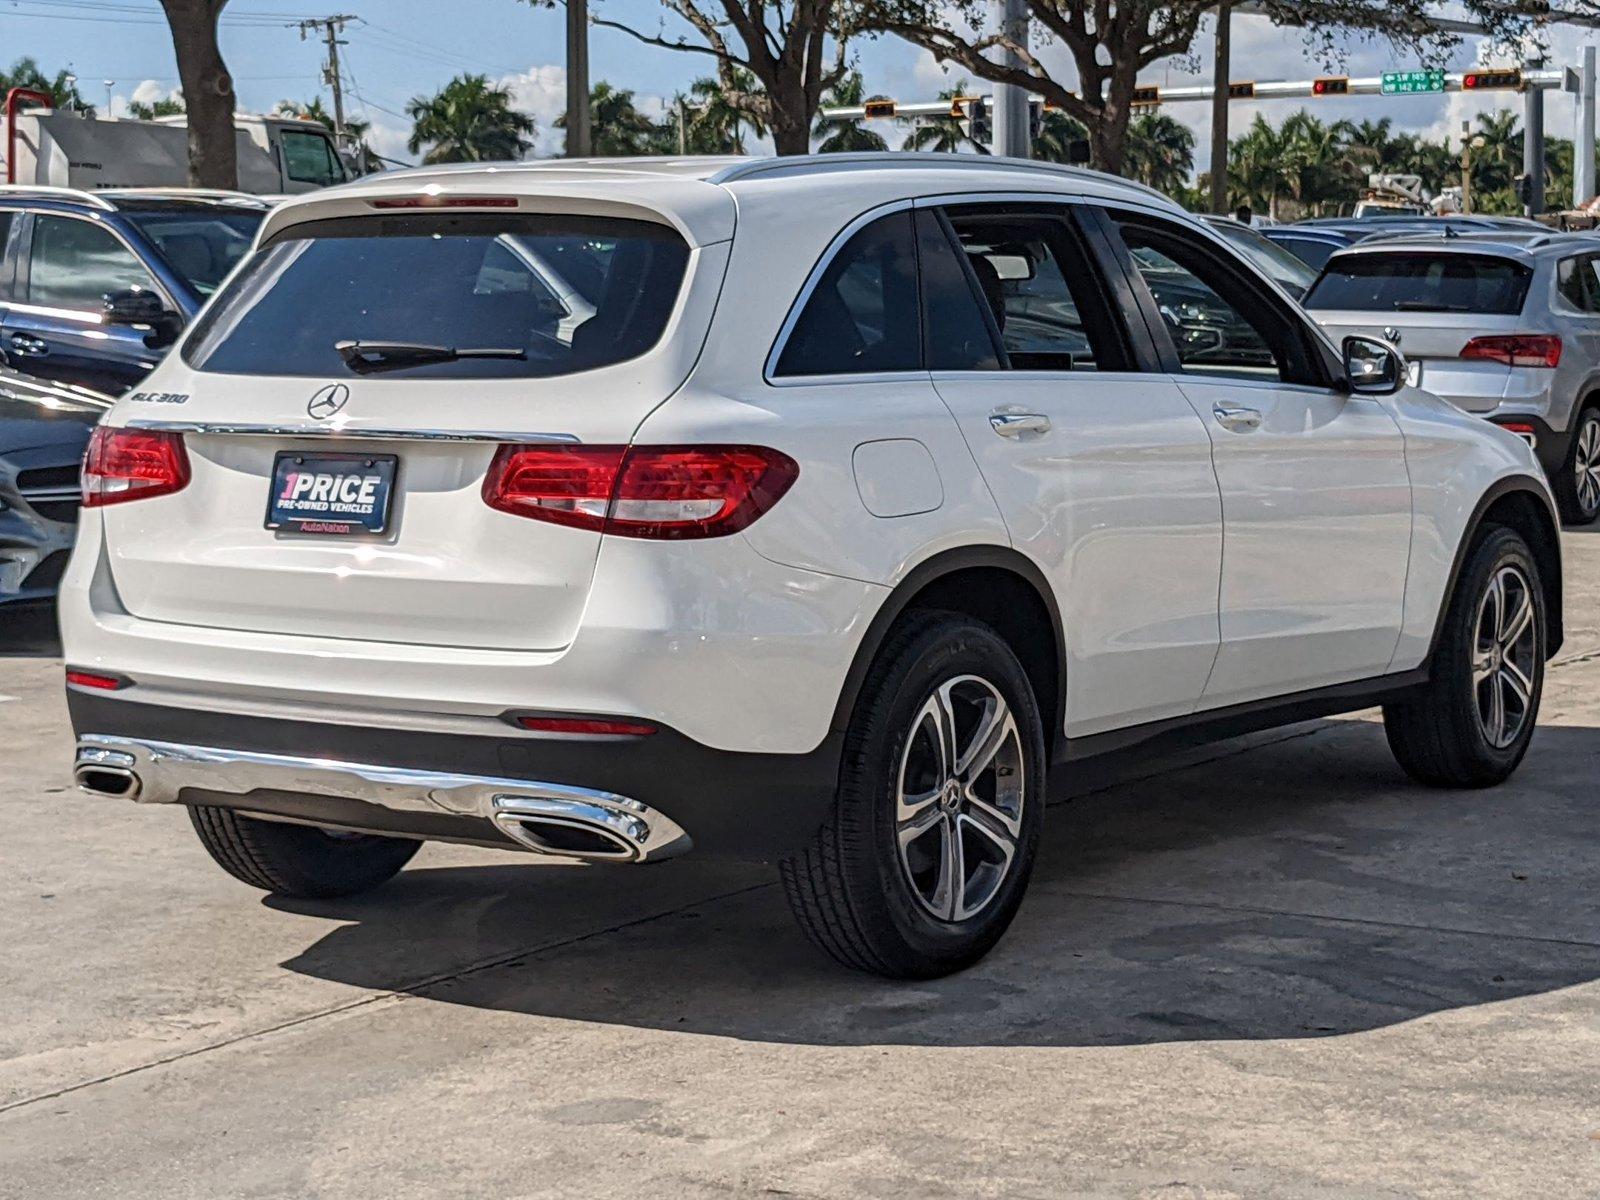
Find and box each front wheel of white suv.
[780,612,1045,978]
[1383,525,1545,787]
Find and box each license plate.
[266,452,397,535]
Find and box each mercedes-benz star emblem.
[307,383,350,420]
[1383,327,1402,346]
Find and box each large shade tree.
[157,0,238,187]
[862,0,1536,175]
[589,0,857,154]
[407,74,537,163]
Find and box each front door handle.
[8,333,47,357]
[1211,404,1261,432]
[989,412,1051,438]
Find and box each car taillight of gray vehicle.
[1305,229,1600,524]
[0,367,112,602]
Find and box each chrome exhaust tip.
[74,745,141,800]
[490,793,690,863]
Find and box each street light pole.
[1524,55,1545,217]
[1210,1,1231,213]
[566,0,591,157]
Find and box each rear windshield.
[183,213,690,379]
[125,208,264,296]
[1305,252,1531,315]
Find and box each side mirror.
[1342,334,1405,396]
[103,287,180,347]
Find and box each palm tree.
[0,57,92,114]
[555,82,662,156]
[1123,113,1194,194]
[812,71,889,153]
[1228,115,1292,218]
[406,74,535,164]
[1032,109,1089,165]
[899,81,989,155]
[684,70,767,153]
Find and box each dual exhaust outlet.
[72,737,691,864]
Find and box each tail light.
[82,426,190,507]
[1460,335,1563,368]
[482,444,798,539]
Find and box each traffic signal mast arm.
[817,66,1561,120]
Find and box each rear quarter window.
[182,213,690,379]
[1305,252,1531,315]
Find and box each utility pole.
[1209,1,1231,213]
[991,0,1030,157]
[1575,45,1596,207]
[566,0,591,157]
[294,15,357,147]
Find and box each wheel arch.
[1429,476,1564,662]
[830,547,1066,754]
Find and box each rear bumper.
[67,689,840,861]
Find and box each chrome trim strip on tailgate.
[123,420,579,444]
[73,735,691,863]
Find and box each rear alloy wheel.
[780,612,1044,978]
[1556,408,1600,525]
[1384,525,1544,787]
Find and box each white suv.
[62,155,1564,978]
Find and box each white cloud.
[107,79,180,118]
[497,63,568,156]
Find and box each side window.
[28,215,158,312]
[0,211,15,301]
[775,211,920,377]
[1558,255,1600,313]
[281,130,346,187]
[1113,215,1321,385]
[944,206,1126,371]
[914,209,1000,371]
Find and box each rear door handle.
[1211,404,1261,432]
[989,412,1051,438]
[8,333,47,357]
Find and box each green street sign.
[1382,69,1447,95]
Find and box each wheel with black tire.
[1384,525,1544,788]
[189,806,419,898]
[1555,407,1600,525]
[780,611,1045,978]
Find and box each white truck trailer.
[2,88,353,195]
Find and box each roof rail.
[0,183,115,210]
[706,152,1172,202]
[96,187,272,207]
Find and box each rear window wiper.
[335,339,527,375]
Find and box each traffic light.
[1130,85,1160,108]
[1312,76,1349,96]
[1463,68,1522,90]
[965,96,990,146]
[1027,97,1042,144]
[862,98,896,119]
[1227,81,1255,99]
[1516,172,1534,207]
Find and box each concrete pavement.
[2,534,1599,1198]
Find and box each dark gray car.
[0,367,112,603]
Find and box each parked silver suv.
[1306,230,1600,523]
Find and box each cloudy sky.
[6,0,1598,174]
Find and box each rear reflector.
[66,669,126,691]
[517,715,658,737]
[482,444,799,539]
[1461,334,1562,368]
[368,196,519,209]
[81,426,190,508]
